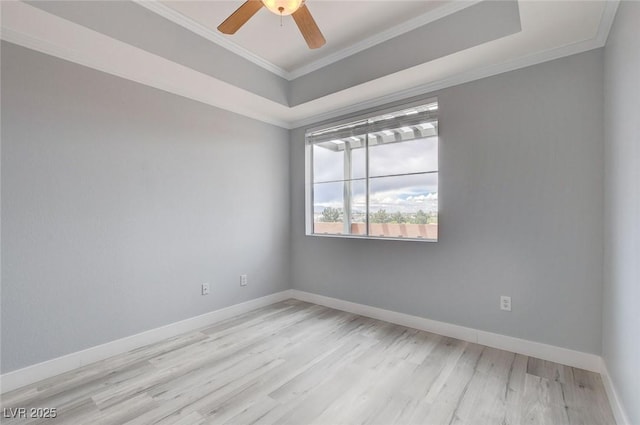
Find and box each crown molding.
[286,0,482,80]
[289,0,620,129]
[133,0,291,80]
[595,0,620,47]
[2,0,620,131]
[0,1,291,129]
[290,38,604,129]
[0,29,289,129]
[137,0,481,82]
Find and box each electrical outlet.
[201,283,210,295]
[500,296,511,311]
[240,274,248,287]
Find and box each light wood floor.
[1,300,615,425]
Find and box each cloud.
[314,183,438,214]
[369,137,437,177]
[312,136,438,213]
[407,193,438,202]
[313,136,437,183]
[368,188,438,213]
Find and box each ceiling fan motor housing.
[218,0,324,49]
[262,0,304,16]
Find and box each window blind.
[306,101,438,149]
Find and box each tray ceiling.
[1,1,619,128]
[161,1,448,72]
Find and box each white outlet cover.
[240,275,248,286]
[500,296,511,311]
[202,283,210,295]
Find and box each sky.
[312,136,438,214]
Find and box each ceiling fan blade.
[217,1,263,35]
[292,4,326,49]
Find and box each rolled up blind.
[306,101,438,147]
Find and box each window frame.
[305,98,439,242]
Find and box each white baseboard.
[289,290,602,373]
[0,290,294,394]
[600,359,631,425]
[1,287,613,414]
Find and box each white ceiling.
[161,0,448,72]
[1,0,619,128]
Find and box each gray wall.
[603,2,640,423]
[291,49,605,354]
[288,0,521,106]
[27,1,290,106]
[0,31,617,380]
[0,42,290,373]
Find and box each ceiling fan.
[217,0,326,49]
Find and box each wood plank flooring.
[0,300,616,424]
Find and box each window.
[306,100,438,241]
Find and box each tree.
[321,207,340,222]
[371,209,391,223]
[412,209,429,224]
[391,211,406,224]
